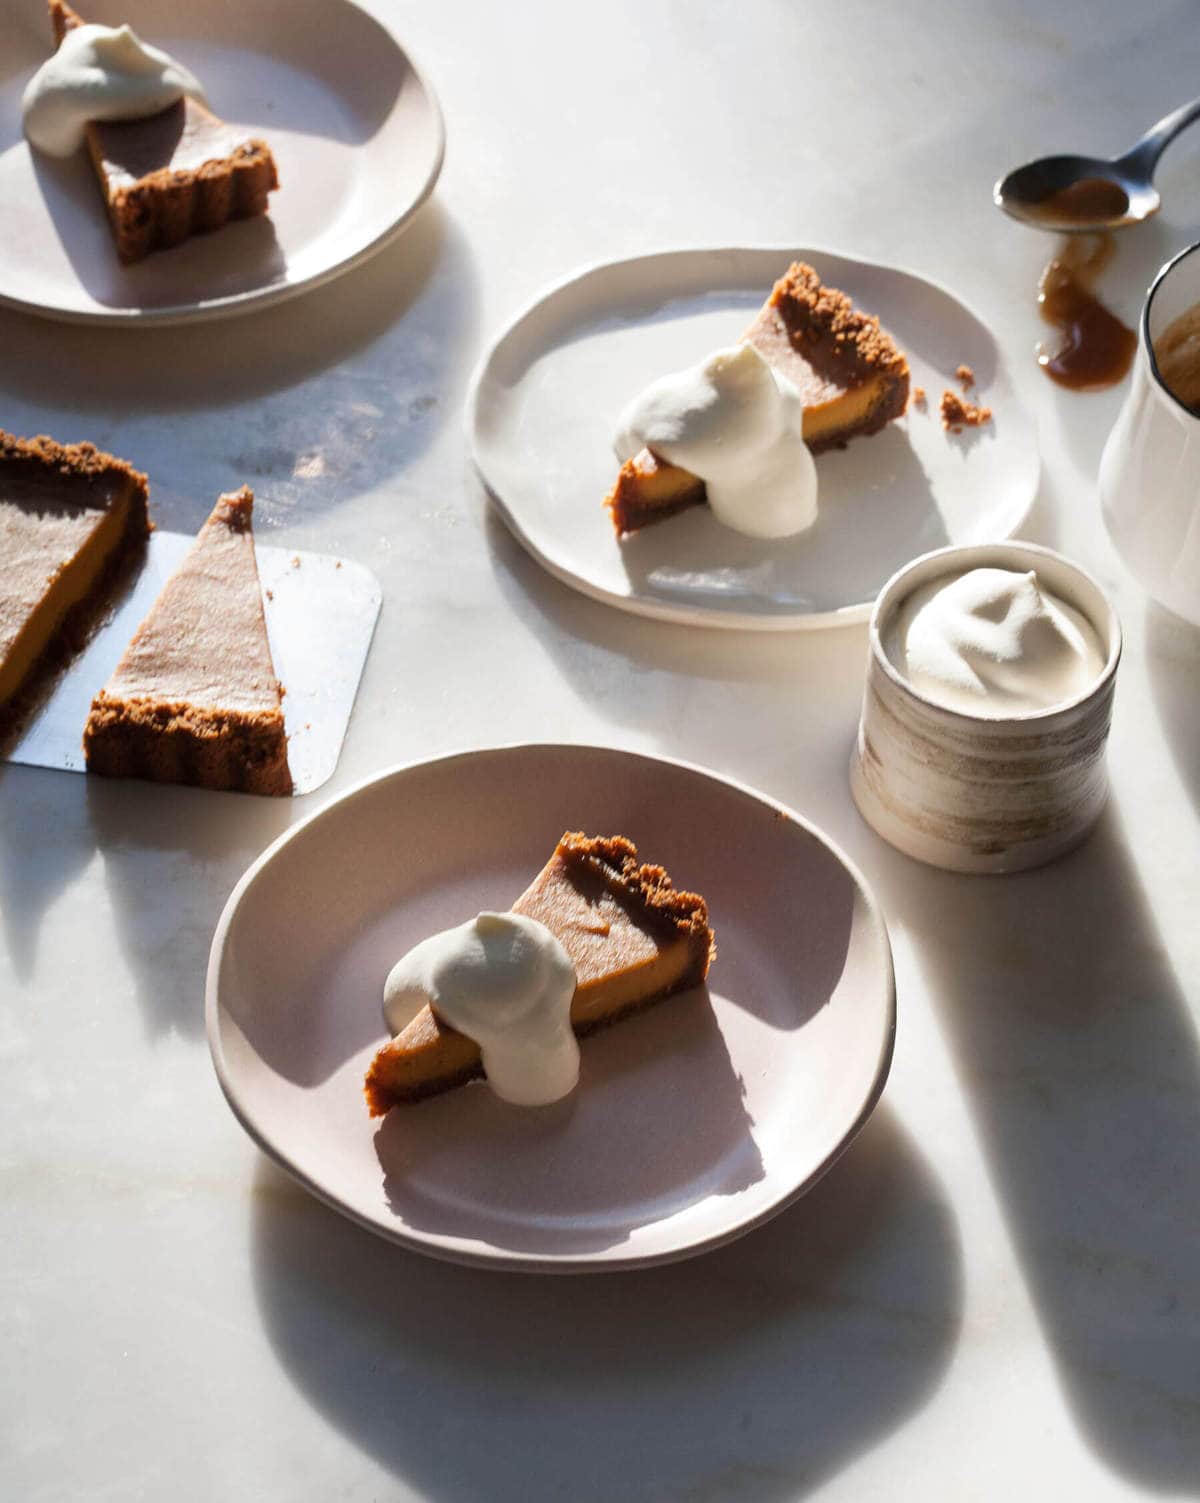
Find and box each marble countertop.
[4,0,1199,1497]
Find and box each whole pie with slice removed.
[83,485,291,796]
[0,429,148,736]
[605,261,910,535]
[49,0,279,263]
[364,832,716,1113]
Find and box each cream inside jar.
[882,565,1106,717]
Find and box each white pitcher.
[1100,239,1200,625]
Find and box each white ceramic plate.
[207,745,896,1272]
[470,246,1040,629]
[0,0,443,325]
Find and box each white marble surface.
[3,0,1200,1497]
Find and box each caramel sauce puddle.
[1037,233,1137,390]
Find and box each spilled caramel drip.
[1038,234,1136,390]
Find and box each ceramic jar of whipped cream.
[1100,239,1200,625]
[850,542,1122,874]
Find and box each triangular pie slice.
[0,430,148,737]
[83,486,291,795]
[364,832,716,1113]
[49,0,279,264]
[605,262,910,535]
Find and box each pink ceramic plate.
[207,746,896,1272]
[0,0,443,324]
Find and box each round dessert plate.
[470,246,1040,629]
[0,0,443,325]
[207,745,896,1273]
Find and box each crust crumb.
[955,364,976,389]
[0,429,149,491]
[770,262,909,381]
[940,390,992,432]
[558,831,712,942]
[912,386,927,408]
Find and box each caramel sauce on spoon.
[1025,176,1131,227]
[1037,233,1137,390]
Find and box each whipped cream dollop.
[23,23,207,158]
[615,343,818,538]
[382,912,579,1106]
[884,566,1106,716]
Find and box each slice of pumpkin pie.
[83,486,291,795]
[364,832,716,1113]
[47,0,278,263]
[605,261,910,535]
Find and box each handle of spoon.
[1118,95,1200,178]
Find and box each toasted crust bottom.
[83,698,292,796]
[94,133,279,264]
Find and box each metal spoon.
[994,96,1200,231]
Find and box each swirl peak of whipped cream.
[382,912,579,1106]
[884,566,1106,716]
[23,23,208,158]
[615,342,818,539]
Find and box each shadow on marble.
[0,764,98,982]
[484,498,812,664]
[1145,602,1200,815]
[0,200,480,537]
[85,776,293,1038]
[872,801,1200,1489]
[373,989,766,1257]
[480,496,869,809]
[480,491,867,677]
[252,1100,962,1502]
